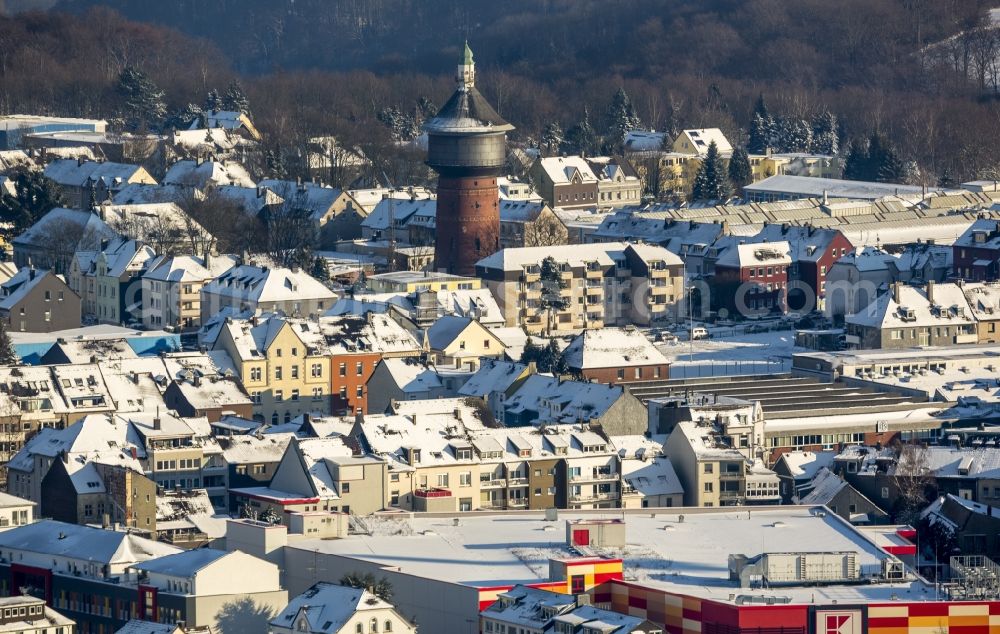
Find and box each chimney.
[926,280,935,305]
[153,407,162,430]
[892,282,901,305]
[822,189,829,205]
[77,156,85,167]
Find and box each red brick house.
[752,224,853,311]
[953,218,1000,282]
[712,241,791,317]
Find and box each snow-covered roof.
[163,159,254,189]
[536,156,598,185]
[12,207,116,250]
[459,359,530,398]
[361,195,436,232]
[202,265,336,305]
[621,455,683,498]
[796,467,848,505]
[476,241,625,272]
[775,450,837,480]
[846,282,974,329]
[624,130,669,152]
[0,268,64,311]
[504,374,625,424]
[953,217,1000,249]
[745,175,929,202]
[716,240,792,269]
[0,520,179,566]
[562,327,668,370]
[675,128,733,157]
[112,183,194,206]
[43,159,151,187]
[142,254,237,283]
[272,583,400,634]
[259,179,345,220]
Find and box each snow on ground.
[657,330,806,378]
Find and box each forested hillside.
[0,1,998,183]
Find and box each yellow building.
[367,270,482,294]
[213,317,331,424]
[424,315,506,370]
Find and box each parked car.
[690,327,710,340]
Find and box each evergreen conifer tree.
[811,111,839,155]
[727,147,753,195]
[222,80,250,114]
[691,141,732,201]
[541,122,564,155]
[0,320,17,366]
[205,89,221,111]
[0,168,65,243]
[117,66,166,130]
[605,87,642,145]
[311,256,330,282]
[747,95,775,154]
[562,108,599,156]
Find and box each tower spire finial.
[458,40,475,88]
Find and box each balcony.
[507,498,528,508]
[571,471,616,483]
[507,477,529,486]
[414,487,452,498]
[955,333,978,344]
[585,267,603,279]
[480,478,506,489]
[570,491,618,503]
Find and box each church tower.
[425,42,514,275]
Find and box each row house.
[199,264,336,324]
[475,242,684,333]
[210,312,421,420]
[529,155,641,210]
[827,242,952,319]
[0,268,81,333]
[141,254,237,331]
[68,238,155,325]
[710,240,791,316]
[42,158,156,209]
[661,397,780,507]
[845,281,979,349]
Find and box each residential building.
[259,179,369,246]
[826,243,952,319]
[476,242,684,333]
[922,494,1000,562]
[0,595,75,633]
[365,359,472,414]
[199,265,336,323]
[711,240,791,316]
[498,200,569,248]
[424,315,505,370]
[270,583,416,634]
[0,268,80,332]
[40,458,157,531]
[953,217,1000,281]
[502,374,648,436]
[530,155,642,210]
[562,327,670,384]
[12,208,116,274]
[366,270,480,294]
[190,109,262,141]
[671,128,733,158]
[69,238,155,325]
[845,282,977,349]
[458,359,534,422]
[618,449,683,509]
[663,397,780,507]
[43,159,156,209]
[141,254,238,331]
[0,492,33,530]
[771,450,837,503]
[963,282,1000,343]
[212,315,333,422]
[163,158,255,190]
[796,467,888,524]
[162,373,253,422]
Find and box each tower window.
[475,238,482,253]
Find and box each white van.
[690,327,710,340]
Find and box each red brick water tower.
[425,42,514,275]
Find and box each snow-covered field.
[657,330,806,378]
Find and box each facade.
[711,241,791,316]
[476,242,684,333]
[562,327,670,384]
[0,595,75,633]
[672,128,734,158]
[498,200,569,249]
[270,583,416,634]
[0,268,81,333]
[199,265,336,323]
[425,43,513,275]
[68,238,156,326]
[424,315,506,370]
[141,255,237,331]
[845,282,978,349]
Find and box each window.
[250,367,262,381]
[291,366,299,379]
[291,389,299,401]
[275,390,284,402]
[275,366,283,380]
[704,463,714,473]
[356,385,363,397]
[704,482,713,492]
[385,621,393,632]
[436,473,449,487]
[276,348,282,357]
[617,369,625,379]
[356,362,364,375]
[311,363,323,377]
[339,363,347,376]
[460,472,472,486]
[342,482,351,493]
[291,347,298,356]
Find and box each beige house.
[141,254,237,331]
[213,316,332,423]
[424,315,506,370]
[476,242,684,333]
[0,268,81,333]
[499,200,569,248]
[199,264,336,323]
